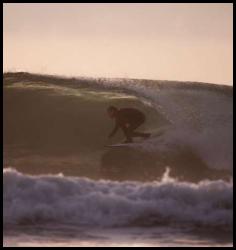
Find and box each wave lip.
[4,168,233,228]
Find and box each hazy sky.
[3,3,233,85]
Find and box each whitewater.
[4,167,232,227]
[3,72,233,247]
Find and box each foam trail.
[4,168,232,228]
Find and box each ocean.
[3,72,233,247]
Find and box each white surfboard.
[105,143,133,148]
[105,138,145,148]
[105,128,167,148]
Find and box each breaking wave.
[3,168,233,228]
[3,72,233,182]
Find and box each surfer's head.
[107,106,118,118]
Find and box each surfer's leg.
[121,126,133,143]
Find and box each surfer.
[107,106,151,143]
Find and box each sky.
[3,3,233,85]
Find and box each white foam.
[4,168,232,228]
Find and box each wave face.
[3,72,233,181]
[3,168,233,228]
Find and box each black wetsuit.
[110,108,149,142]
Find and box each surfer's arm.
[108,123,119,138]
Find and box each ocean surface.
[3,72,233,247]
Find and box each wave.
[3,168,233,228]
[3,72,233,181]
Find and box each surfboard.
[105,138,146,148]
[105,128,167,148]
[105,143,133,148]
